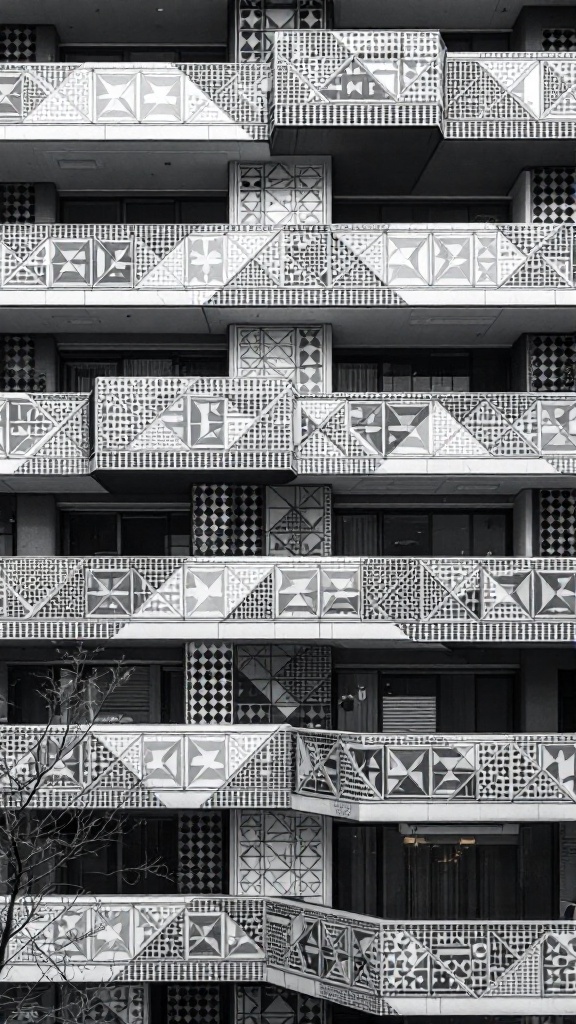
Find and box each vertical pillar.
[522,333,576,392]
[229,324,332,394]
[191,483,263,556]
[16,495,57,555]
[539,489,576,556]
[513,490,534,557]
[265,484,332,555]
[519,650,558,731]
[177,811,225,892]
[231,809,329,902]
[184,641,234,725]
[229,157,331,226]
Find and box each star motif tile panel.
[234,810,325,899]
[236,0,328,61]
[229,325,330,394]
[0,63,268,138]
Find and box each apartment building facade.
[1,0,576,1021]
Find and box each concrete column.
[229,323,332,393]
[35,335,58,392]
[183,641,234,724]
[34,183,58,224]
[519,650,558,732]
[0,662,8,723]
[513,490,535,556]
[35,25,59,62]
[510,170,531,223]
[228,157,331,225]
[510,334,530,391]
[16,495,58,556]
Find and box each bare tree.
[0,648,169,1023]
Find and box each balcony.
[1,224,574,336]
[0,724,292,809]
[0,556,575,643]
[293,729,576,821]
[2,724,574,821]
[265,899,576,1014]
[1,896,266,983]
[0,391,90,483]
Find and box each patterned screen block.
[235,645,332,727]
[540,489,576,556]
[234,810,325,899]
[0,334,35,391]
[236,984,325,1023]
[266,485,332,556]
[0,392,89,475]
[272,30,444,128]
[294,729,576,805]
[230,162,330,226]
[192,484,263,557]
[265,899,576,1011]
[236,0,327,62]
[178,812,225,893]
[0,225,574,305]
[229,325,330,394]
[185,642,234,724]
[95,377,293,473]
[296,392,576,474]
[531,168,576,223]
[446,54,576,137]
[65,985,145,1024]
[4,897,265,983]
[543,29,576,52]
[0,25,36,61]
[0,64,268,139]
[167,984,222,1024]
[1,183,35,223]
[529,334,576,390]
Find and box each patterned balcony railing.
[296,392,576,475]
[92,376,293,473]
[0,557,575,643]
[0,725,291,810]
[271,30,445,128]
[1,225,573,305]
[446,53,576,138]
[0,392,89,475]
[293,729,576,815]
[1,896,265,983]
[0,63,268,139]
[266,899,576,1014]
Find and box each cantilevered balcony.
[266,899,576,1015]
[2,724,574,821]
[1,223,574,337]
[0,391,90,485]
[0,556,575,642]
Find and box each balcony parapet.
[0,556,575,643]
[0,224,573,307]
[0,62,269,140]
[293,729,576,820]
[0,896,265,983]
[0,392,89,475]
[445,53,576,139]
[0,724,291,810]
[271,31,445,129]
[266,899,576,1014]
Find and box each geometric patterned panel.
[542,29,576,52]
[235,645,332,727]
[446,54,576,137]
[229,325,330,395]
[192,484,263,557]
[0,724,293,808]
[0,63,268,139]
[185,642,234,725]
[178,812,225,893]
[0,26,36,61]
[0,392,89,476]
[167,983,222,1024]
[272,31,444,128]
[3,897,266,983]
[234,810,325,899]
[0,225,574,307]
[230,162,329,226]
[531,168,576,223]
[1,183,35,223]
[296,393,576,475]
[265,486,332,556]
[236,984,325,1023]
[294,730,576,805]
[0,334,36,392]
[529,334,576,391]
[540,489,576,555]
[1,556,576,643]
[94,377,293,473]
[63,985,145,1024]
[235,1,328,62]
[265,899,576,1011]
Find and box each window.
[61,814,179,895]
[333,349,510,393]
[63,510,190,556]
[62,352,227,391]
[334,508,512,557]
[332,199,511,224]
[59,45,227,62]
[60,196,228,225]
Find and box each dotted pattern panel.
[543,29,576,52]
[178,812,225,893]
[532,168,576,223]
[529,334,576,390]
[1,183,35,223]
[540,489,576,556]
[185,642,234,724]
[0,334,36,391]
[167,984,222,1024]
[192,484,263,557]
[237,1,327,62]
[0,25,36,61]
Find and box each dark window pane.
[335,362,379,392]
[472,512,509,556]
[169,512,191,556]
[125,201,176,224]
[64,361,118,391]
[61,200,120,224]
[382,514,429,556]
[334,513,379,556]
[121,514,169,555]
[334,824,380,917]
[181,199,228,224]
[432,513,470,556]
[67,513,118,556]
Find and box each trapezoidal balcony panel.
[1,556,576,643]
